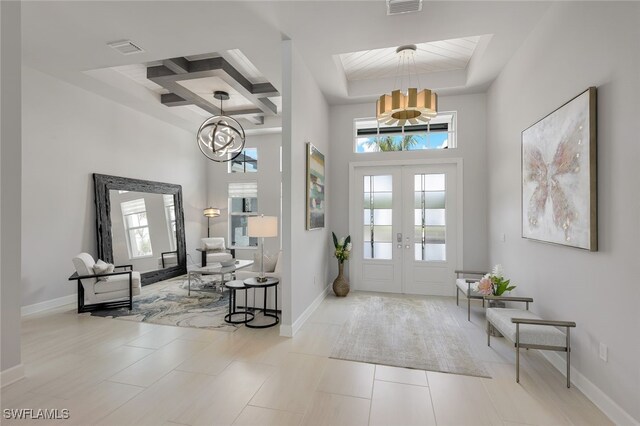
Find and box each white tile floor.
[1,291,612,425]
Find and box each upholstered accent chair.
[198,237,235,267]
[70,253,141,313]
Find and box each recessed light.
[107,40,144,55]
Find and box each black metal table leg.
[224,281,254,324]
[244,278,279,329]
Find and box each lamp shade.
[203,207,221,218]
[248,215,278,237]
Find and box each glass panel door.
[363,175,393,260]
[403,164,457,296]
[352,167,403,294]
[351,163,457,296]
[414,173,446,261]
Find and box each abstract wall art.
[521,87,597,251]
[306,142,325,230]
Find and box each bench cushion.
[486,308,567,347]
[456,278,481,297]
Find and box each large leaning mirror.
[94,174,187,284]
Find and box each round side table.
[224,280,254,324]
[243,277,279,329]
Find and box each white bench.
[485,296,576,388]
[454,269,487,321]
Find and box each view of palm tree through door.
[351,163,459,296]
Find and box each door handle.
[405,245,411,249]
[397,233,402,243]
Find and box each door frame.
[348,158,464,293]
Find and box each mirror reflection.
[109,190,178,272]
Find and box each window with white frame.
[120,198,153,258]
[228,182,259,248]
[229,148,258,173]
[163,194,177,251]
[354,112,457,153]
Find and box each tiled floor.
[1,292,612,425]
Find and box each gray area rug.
[84,275,237,332]
[331,295,490,378]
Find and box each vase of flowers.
[476,264,515,335]
[332,232,351,297]
[475,264,515,299]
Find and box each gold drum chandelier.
[376,45,438,126]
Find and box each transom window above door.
[354,111,456,153]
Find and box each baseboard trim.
[541,351,639,425]
[280,284,330,338]
[1,364,24,388]
[21,294,75,317]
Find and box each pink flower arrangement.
[476,277,493,296]
[473,264,516,296]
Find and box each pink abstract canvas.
[521,88,597,250]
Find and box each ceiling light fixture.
[376,45,437,126]
[196,91,246,163]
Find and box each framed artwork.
[306,142,325,230]
[521,87,597,251]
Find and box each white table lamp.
[248,215,278,282]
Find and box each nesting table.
[243,277,280,329]
[224,280,254,324]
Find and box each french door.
[351,163,459,296]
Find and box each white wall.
[206,133,282,262]
[21,66,207,307]
[281,40,331,331]
[486,2,640,423]
[328,94,489,282]
[1,0,23,377]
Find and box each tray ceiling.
[339,36,482,81]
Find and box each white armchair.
[69,253,141,313]
[198,237,234,266]
[235,251,282,310]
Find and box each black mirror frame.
[93,173,187,285]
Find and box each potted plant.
[331,232,352,297]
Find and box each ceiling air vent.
[107,40,144,55]
[387,0,422,15]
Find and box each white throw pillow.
[202,237,225,251]
[93,259,115,281]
